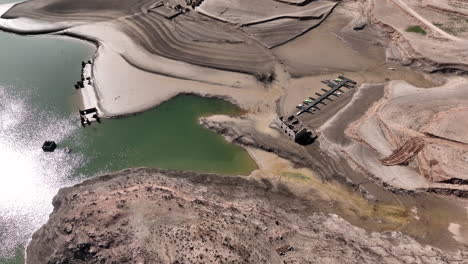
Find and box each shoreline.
[0,0,465,202]
[0,2,274,118]
[63,23,273,117]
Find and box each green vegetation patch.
[406,25,427,35]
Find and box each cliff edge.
[26,168,467,263]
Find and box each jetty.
[296,76,356,116]
[75,60,93,89]
[76,60,101,126]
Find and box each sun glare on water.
[0,87,83,255]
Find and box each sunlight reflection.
[0,87,83,255]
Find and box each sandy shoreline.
[87,44,273,117]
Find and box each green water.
[0,250,23,264]
[0,32,255,177]
[0,35,90,114]
[63,95,256,176]
[0,18,256,264]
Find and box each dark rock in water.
[42,141,57,152]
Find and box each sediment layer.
[2,0,154,22]
[2,0,278,78]
[197,0,338,48]
[113,11,276,74]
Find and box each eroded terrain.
[26,169,468,264]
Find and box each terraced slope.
[243,11,335,48]
[3,0,277,75]
[197,0,335,25]
[197,0,337,48]
[2,0,155,22]
[115,12,276,75]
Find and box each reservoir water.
[0,20,256,263]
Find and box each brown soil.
[380,137,425,166]
[26,168,468,264]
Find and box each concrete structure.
[79,107,101,126]
[278,115,310,142]
[186,0,204,8]
[296,76,356,116]
[149,2,186,19]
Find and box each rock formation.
[26,168,468,264]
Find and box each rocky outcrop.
[26,168,468,263]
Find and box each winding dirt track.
[388,0,462,41]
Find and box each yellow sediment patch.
[248,148,410,229]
